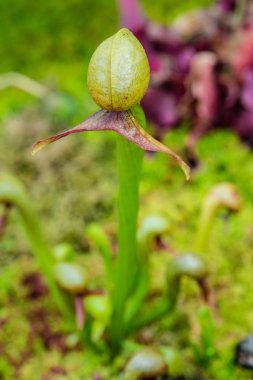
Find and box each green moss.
[0,0,253,378]
[0,129,253,379]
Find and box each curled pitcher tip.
[31,109,190,180]
[181,161,190,181]
[32,139,51,156]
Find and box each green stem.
[194,199,218,254]
[0,173,73,323]
[109,106,145,352]
[126,254,207,336]
[124,263,149,326]
[86,223,114,288]
[127,276,181,334]
[124,217,169,328]
[126,299,173,335]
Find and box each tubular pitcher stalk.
[0,173,73,323]
[32,28,190,352]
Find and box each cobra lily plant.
[32,28,190,353]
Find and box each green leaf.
[143,0,215,22]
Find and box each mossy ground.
[1,0,253,378]
[0,126,253,379]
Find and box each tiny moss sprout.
[54,262,88,330]
[194,183,242,253]
[53,262,88,294]
[125,251,208,335]
[85,295,111,342]
[167,253,208,306]
[52,242,76,262]
[138,215,170,255]
[125,349,168,380]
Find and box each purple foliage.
[141,88,179,131]
[217,0,236,12]
[118,0,253,154]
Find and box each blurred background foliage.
[0,0,219,258]
[1,0,253,379]
[0,0,214,118]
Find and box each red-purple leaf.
[32,109,190,179]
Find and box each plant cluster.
[0,24,245,380]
